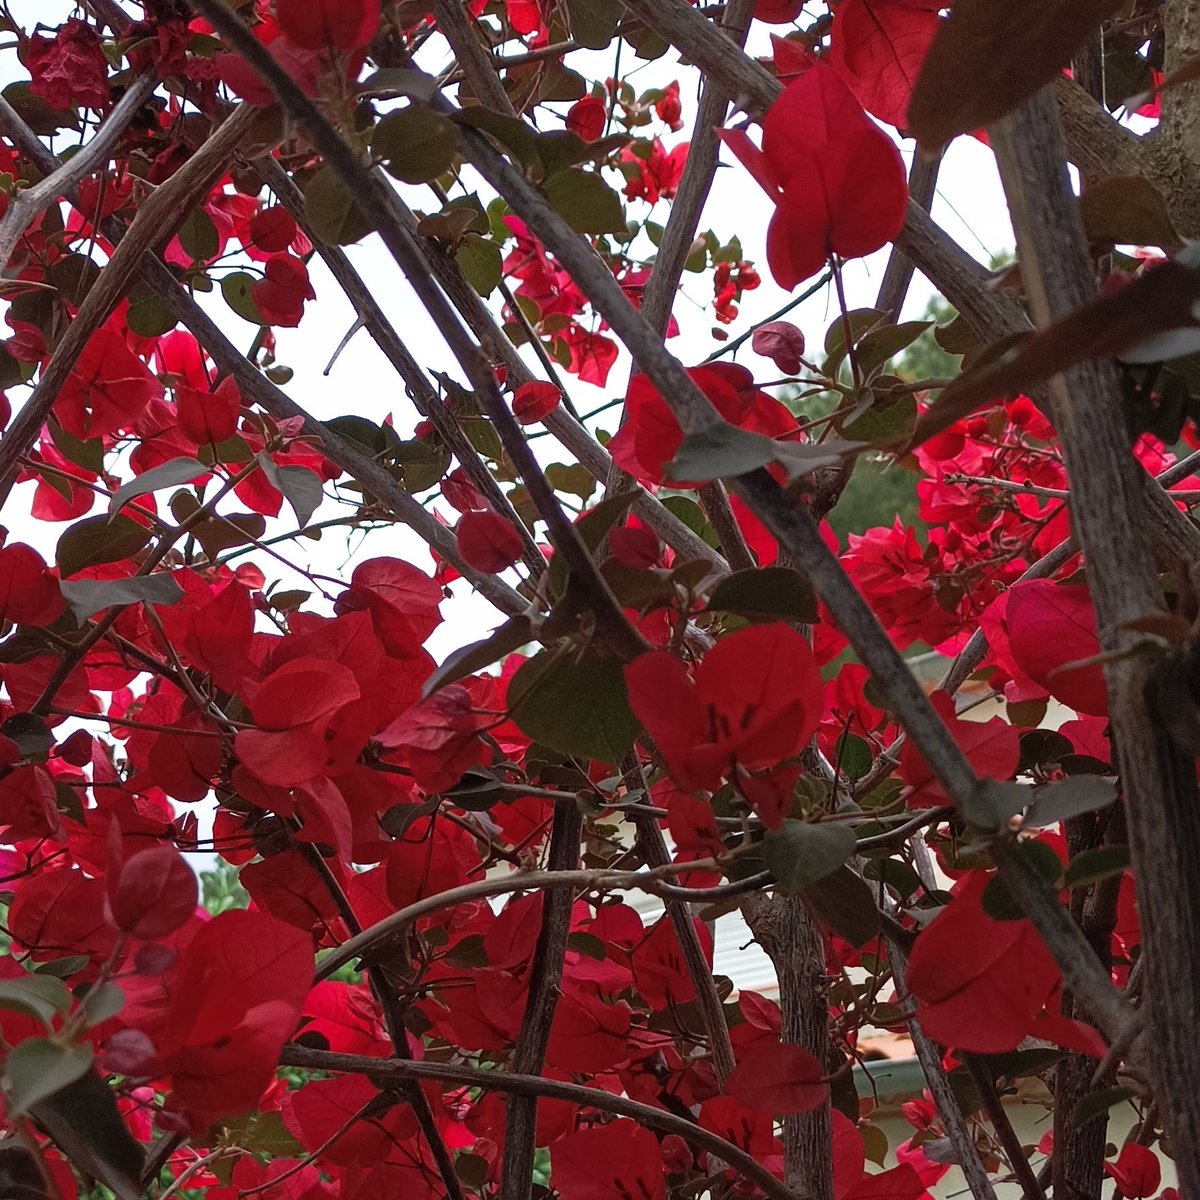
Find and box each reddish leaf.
[751,321,806,375]
[276,0,380,50]
[107,844,198,940]
[905,871,1060,1053]
[456,510,525,574]
[566,96,607,142]
[55,328,164,441]
[720,64,908,289]
[512,381,563,424]
[26,18,109,109]
[176,376,241,447]
[551,1122,665,1200]
[0,765,63,842]
[844,1164,926,1200]
[1104,1143,1161,1200]
[157,909,313,1124]
[235,657,361,786]
[253,254,316,327]
[336,557,443,658]
[830,0,941,129]
[726,1040,829,1114]
[900,691,1020,807]
[1005,581,1108,717]
[754,0,803,24]
[625,623,822,793]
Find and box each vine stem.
[278,1044,795,1200]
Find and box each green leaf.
[0,976,71,1030]
[456,234,503,297]
[1080,176,1180,248]
[0,713,54,761]
[508,648,638,763]
[49,419,104,475]
[982,839,1066,919]
[961,779,1028,832]
[221,272,266,326]
[359,68,439,102]
[112,457,206,514]
[856,322,934,379]
[1070,1086,1136,1131]
[545,169,627,234]
[126,289,177,339]
[376,107,462,185]
[564,0,622,47]
[761,820,857,893]
[1024,776,1118,828]
[547,490,637,597]
[705,567,818,623]
[801,866,882,946]
[667,425,852,484]
[60,575,184,622]
[56,515,151,579]
[839,395,918,445]
[423,616,533,698]
[31,1065,146,1199]
[80,983,125,1029]
[4,1039,93,1117]
[324,415,398,456]
[177,207,220,263]
[258,456,324,528]
[304,166,373,246]
[667,425,777,481]
[1064,844,1131,890]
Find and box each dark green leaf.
[508,648,638,763]
[259,456,324,528]
[60,575,184,622]
[801,866,883,947]
[111,457,205,514]
[423,616,533,698]
[32,1065,145,1199]
[0,714,54,761]
[376,107,461,185]
[359,68,439,102]
[4,1039,92,1117]
[1070,1086,1136,1131]
[961,779,1028,832]
[0,976,71,1029]
[857,322,934,379]
[324,415,398,456]
[840,395,918,445]
[221,272,266,326]
[564,0,622,48]
[304,166,373,245]
[761,820,857,893]
[177,207,220,263]
[56,515,151,579]
[1080,176,1180,249]
[1024,776,1118,828]
[705,567,818,624]
[545,169,626,234]
[667,424,777,481]
[547,490,637,597]
[1064,844,1131,890]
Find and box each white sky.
[1,1,1018,659]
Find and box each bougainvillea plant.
[0,1,1198,1199]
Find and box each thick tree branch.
[990,86,1200,1192]
[500,804,582,1200]
[875,151,943,321]
[0,103,258,506]
[0,73,156,274]
[742,894,832,1200]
